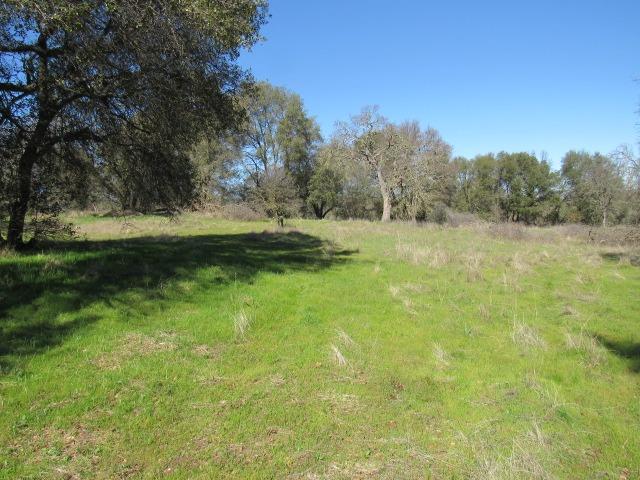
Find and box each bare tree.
[334,106,401,222]
[334,108,452,222]
[613,144,640,222]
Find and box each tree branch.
[0,82,36,93]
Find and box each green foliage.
[452,152,561,224]
[430,202,449,224]
[249,167,301,223]
[306,163,343,218]
[241,82,321,215]
[497,152,559,224]
[190,134,244,203]
[562,151,626,226]
[0,0,268,246]
[278,95,322,199]
[335,167,383,220]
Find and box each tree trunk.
[312,202,325,219]
[602,209,608,228]
[321,206,334,219]
[377,169,391,222]
[6,32,53,249]
[7,148,38,249]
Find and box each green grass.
[1,214,639,479]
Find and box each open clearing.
[1,215,639,479]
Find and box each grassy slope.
[1,215,639,479]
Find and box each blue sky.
[240,0,639,167]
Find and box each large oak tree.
[0,0,267,247]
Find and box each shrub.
[431,203,449,225]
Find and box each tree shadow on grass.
[600,252,640,266]
[0,230,355,372]
[594,334,640,373]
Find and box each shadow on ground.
[595,334,640,373]
[600,252,640,266]
[0,231,355,372]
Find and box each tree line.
[2,1,638,248]
[193,83,640,228]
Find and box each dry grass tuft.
[322,460,383,478]
[478,304,491,321]
[507,438,553,480]
[396,242,429,265]
[402,297,417,315]
[510,252,531,274]
[336,328,356,347]
[512,322,547,351]
[501,272,522,292]
[403,282,424,292]
[574,291,599,303]
[395,242,450,268]
[233,309,252,339]
[330,344,348,367]
[583,253,603,267]
[433,343,451,369]
[565,331,606,367]
[467,420,553,480]
[465,252,484,282]
[429,248,450,268]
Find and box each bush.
[431,203,449,225]
[24,215,77,244]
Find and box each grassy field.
[1,214,639,479]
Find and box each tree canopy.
[0,0,267,247]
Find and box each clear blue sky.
[240,0,639,167]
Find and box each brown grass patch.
[93,332,176,370]
[318,392,361,414]
[14,423,110,479]
[192,343,224,359]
